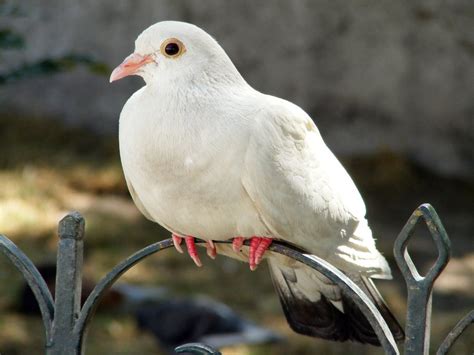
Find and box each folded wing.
[242,96,403,343]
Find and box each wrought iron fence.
[0,203,472,354]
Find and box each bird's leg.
[172,234,183,253]
[232,236,245,253]
[249,237,272,271]
[206,240,217,259]
[185,236,202,267]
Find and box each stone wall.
[1,0,473,177]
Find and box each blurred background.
[0,0,473,354]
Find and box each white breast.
[119,86,269,240]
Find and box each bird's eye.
[160,38,185,58]
[165,43,179,56]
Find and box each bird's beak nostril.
[110,53,154,83]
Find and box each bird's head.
[110,21,243,87]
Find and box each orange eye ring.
[160,38,186,58]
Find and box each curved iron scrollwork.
[0,237,54,342]
[0,204,472,354]
[175,343,222,355]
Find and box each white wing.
[242,95,390,278]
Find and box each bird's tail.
[268,258,404,345]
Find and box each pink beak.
[109,53,154,82]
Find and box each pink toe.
[249,237,261,271]
[255,237,272,265]
[172,234,183,254]
[185,236,202,267]
[206,240,217,259]
[232,237,244,253]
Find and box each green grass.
[0,114,472,354]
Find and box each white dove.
[110,21,404,345]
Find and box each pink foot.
[206,240,217,259]
[232,236,244,253]
[249,237,272,271]
[185,236,202,267]
[172,234,183,253]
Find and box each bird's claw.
[172,234,217,266]
[185,236,202,267]
[233,236,272,271]
[174,234,272,269]
[249,236,272,271]
[232,236,244,253]
[206,240,217,259]
[172,234,184,253]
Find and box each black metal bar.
[74,238,174,349]
[394,204,451,355]
[0,235,54,343]
[175,343,222,355]
[437,310,474,355]
[48,212,85,354]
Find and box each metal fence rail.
[0,203,472,354]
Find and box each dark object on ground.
[135,295,282,352]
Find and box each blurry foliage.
[0,1,24,16]
[0,114,119,171]
[0,54,110,85]
[0,29,24,49]
[0,2,109,85]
